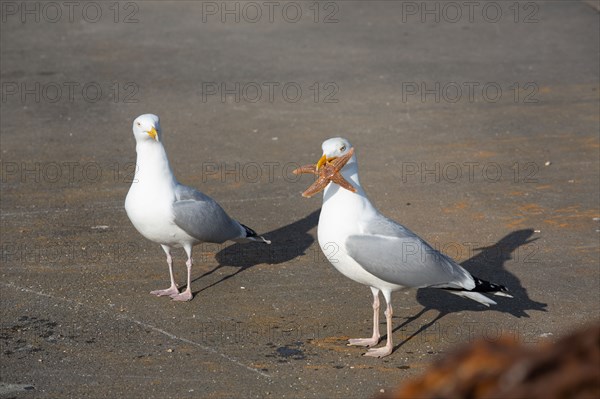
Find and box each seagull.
[124,114,270,301]
[296,137,511,357]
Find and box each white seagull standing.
[304,138,511,357]
[125,114,270,301]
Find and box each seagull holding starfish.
[125,114,270,301]
[294,137,511,357]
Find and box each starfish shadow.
[188,209,320,296]
[388,229,548,352]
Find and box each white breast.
[125,189,178,246]
[318,182,402,291]
[124,141,198,248]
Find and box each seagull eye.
[340,145,346,152]
[136,122,141,126]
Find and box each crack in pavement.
[0,281,272,380]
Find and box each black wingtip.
[442,275,510,298]
[241,223,271,244]
[241,223,258,238]
[471,276,510,294]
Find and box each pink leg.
[364,292,394,358]
[150,246,179,297]
[348,287,381,347]
[170,246,193,301]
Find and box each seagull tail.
[443,275,512,306]
[239,223,271,244]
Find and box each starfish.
[293,147,357,198]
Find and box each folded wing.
[346,214,475,290]
[172,184,243,244]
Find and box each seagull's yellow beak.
[147,127,158,141]
[316,154,327,171]
[316,154,336,171]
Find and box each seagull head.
[317,137,354,171]
[132,114,161,143]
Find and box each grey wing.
[172,184,243,244]
[346,214,474,289]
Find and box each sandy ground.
[1,1,599,398]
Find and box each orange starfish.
[293,147,357,198]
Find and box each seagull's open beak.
[147,127,158,141]
[316,154,336,171]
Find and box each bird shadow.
[188,209,320,296]
[388,229,548,352]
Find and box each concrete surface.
[1,1,599,398]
